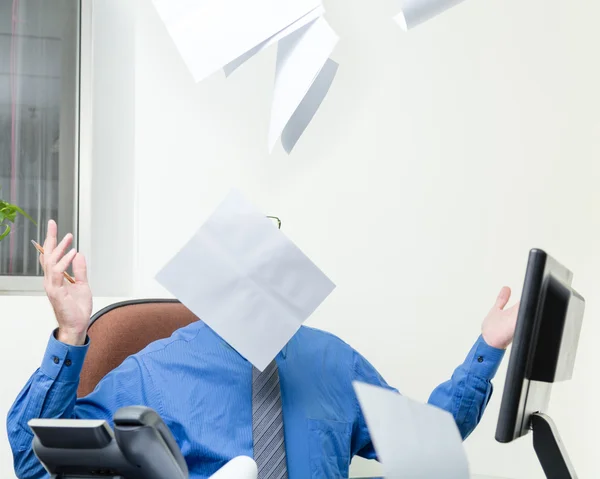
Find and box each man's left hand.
[481,286,519,350]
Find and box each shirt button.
[53,356,60,364]
[477,356,484,363]
[65,359,72,367]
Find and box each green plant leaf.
[0,186,37,242]
[8,203,36,224]
[0,203,18,223]
[0,223,10,241]
[2,211,14,222]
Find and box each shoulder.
[295,325,356,352]
[132,320,213,359]
[295,327,392,388]
[291,326,358,374]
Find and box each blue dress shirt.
[7,321,504,479]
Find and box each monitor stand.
[531,413,577,479]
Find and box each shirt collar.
[223,342,288,360]
[204,321,288,360]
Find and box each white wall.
[2,0,599,478]
[88,0,136,296]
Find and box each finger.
[494,286,511,310]
[72,253,88,284]
[39,252,44,268]
[43,220,58,257]
[47,233,73,267]
[50,248,77,285]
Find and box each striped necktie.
[252,360,288,479]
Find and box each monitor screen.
[495,248,585,443]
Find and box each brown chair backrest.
[77,299,198,397]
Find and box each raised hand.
[481,286,520,350]
[40,220,93,345]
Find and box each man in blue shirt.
[7,221,518,478]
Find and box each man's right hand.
[41,220,93,346]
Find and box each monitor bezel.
[495,248,573,443]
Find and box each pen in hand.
[31,240,76,284]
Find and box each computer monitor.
[495,248,585,478]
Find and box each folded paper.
[269,17,338,152]
[152,0,321,82]
[151,0,338,153]
[223,6,325,77]
[156,190,336,371]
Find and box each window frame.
[0,0,93,294]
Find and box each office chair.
[78,299,198,397]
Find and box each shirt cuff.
[40,329,90,383]
[464,335,505,380]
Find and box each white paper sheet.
[208,456,257,479]
[155,190,336,371]
[353,382,470,479]
[151,0,338,153]
[281,57,338,153]
[223,6,325,77]
[395,0,466,30]
[268,17,338,152]
[152,0,321,82]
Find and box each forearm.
[6,330,89,478]
[428,336,504,439]
[7,371,79,478]
[428,366,492,439]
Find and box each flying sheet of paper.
[152,0,321,82]
[155,190,336,371]
[353,382,470,479]
[268,17,338,152]
[151,0,338,154]
[280,57,338,153]
[223,6,325,77]
[395,0,467,30]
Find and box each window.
[0,0,81,289]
